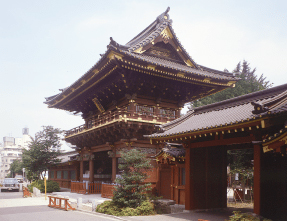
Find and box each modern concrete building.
[0,128,31,182]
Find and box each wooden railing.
[88,182,101,194]
[48,196,75,211]
[65,106,178,137]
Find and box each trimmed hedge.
[228,211,272,221]
[96,200,156,216]
[28,180,60,193]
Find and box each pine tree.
[193,60,273,107]
[112,149,152,208]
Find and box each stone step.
[170,204,185,214]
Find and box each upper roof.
[148,83,287,138]
[45,7,239,111]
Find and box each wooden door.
[171,164,185,205]
[159,167,171,199]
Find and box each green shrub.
[28,180,60,193]
[228,211,272,221]
[96,200,155,216]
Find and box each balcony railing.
[65,105,177,137]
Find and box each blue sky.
[1,0,286,149]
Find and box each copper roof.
[148,83,287,138]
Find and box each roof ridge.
[125,7,171,48]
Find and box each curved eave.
[45,48,121,109]
[46,47,238,110]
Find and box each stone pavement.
[2,189,253,221]
[51,189,251,221]
[0,194,48,208]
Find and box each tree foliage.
[193,60,273,107]
[112,149,153,208]
[7,159,23,178]
[22,126,62,180]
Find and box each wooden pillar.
[253,144,261,215]
[89,159,94,183]
[185,147,192,210]
[80,160,83,182]
[112,157,117,182]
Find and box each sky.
[1,0,287,149]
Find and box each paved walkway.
[1,189,254,221]
[50,188,253,221]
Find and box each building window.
[63,171,68,179]
[71,171,76,180]
[135,105,154,115]
[159,108,175,118]
[57,171,61,179]
[50,171,54,179]
[180,168,185,185]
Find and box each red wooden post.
[185,147,192,210]
[48,196,52,206]
[112,157,117,182]
[89,159,94,183]
[80,160,83,182]
[253,144,261,215]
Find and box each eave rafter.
[262,125,287,153]
[150,119,264,147]
[118,57,234,88]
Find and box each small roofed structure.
[155,143,185,164]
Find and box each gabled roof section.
[121,7,199,68]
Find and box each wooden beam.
[188,135,255,148]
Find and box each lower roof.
[148,83,287,139]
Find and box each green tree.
[22,126,62,180]
[112,149,153,208]
[193,60,273,107]
[7,159,23,178]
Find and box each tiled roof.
[44,8,239,107]
[57,151,78,163]
[148,83,287,138]
[122,51,237,81]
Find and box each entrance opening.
[227,148,254,211]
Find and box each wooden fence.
[88,182,101,194]
[71,182,86,194]
[71,182,102,194]
[101,183,117,198]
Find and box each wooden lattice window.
[63,171,68,179]
[71,171,76,180]
[57,171,62,179]
[160,108,175,118]
[136,105,154,115]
